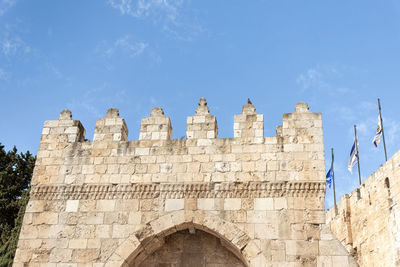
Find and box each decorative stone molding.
[30,181,326,200]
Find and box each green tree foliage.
[0,143,35,267]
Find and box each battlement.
[327,150,400,266]
[33,99,325,186]
[40,99,321,143]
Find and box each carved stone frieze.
[30,181,325,200]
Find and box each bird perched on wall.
[247,98,252,105]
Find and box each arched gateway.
[107,210,259,266]
[14,100,358,266]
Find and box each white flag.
[348,139,358,173]
[372,115,382,148]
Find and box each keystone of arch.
[106,210,264,267]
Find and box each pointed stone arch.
[106,210,264,267]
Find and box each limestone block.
[57,264,78,267]
[186,98,218,139]
[135,148,150,156]
[49,248,73,262]
[71,249,99,263]
[139,107,172,141]
[114,235,141,263]
[319,240,349,256]
[26,200,46,213]
[87,239,101,249]
[66,200,79,212]
[197,198,215,210]
[254,198,274,210]
[254,223,278,239]
[286,240,319,256]
[165,199,184,211]
[247,211,267,224]
[81,213,104,225]
[96,200,115,212]
[234,103,264,140]
[69,239,87,249]
[332,256,351,266]
[41,110,85,145]
[115,199,139,211]
[305,210,325,224]
[317,256,333,267]
[275,198,287,210]
[242,240,261,259]
[32,212,59,225]
[112,224,136,238]
[95,225,111,239]
[224,198,241,210]
[93,108,128,142]
[150,214,176,237]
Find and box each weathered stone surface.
[14,101,357,266]
[327,150,400,267]
[138,229,245,267]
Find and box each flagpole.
[378,98,388,162]
[354,125,362,185]
[331,148,338,215]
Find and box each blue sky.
[1,0,400,209]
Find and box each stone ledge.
[30,181,325,200]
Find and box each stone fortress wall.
[327,150,400,267]
[13,99,357,266]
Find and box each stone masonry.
[14,99,357,266]
[327,150,400,267]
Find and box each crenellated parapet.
[94,108,128,142]
[39,99,322,146]
[32,98,326,186]
[186,97,218,139]
[41,109,85,144]
[234,103,264,143]
[327,150,400,267]
[139,107,172,141]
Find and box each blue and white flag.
[372,115,382,148]
[326,153,334,188]
[348,139,358,173]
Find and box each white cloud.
[114,35,147,57]
[0,67,10,80]
[296,65,351,95]
[340,106,400,161]
[360,101,376,111]
[107,0,203,41]
[1,36,30,56]
[0,0,16,16]
[97,35,148,58]
[41,62,72,81]
[332,106,357,122]
[296,68,326,90]
[356,121,370,138]
[339,104,378,141]
[0,24,31,58]
[67,84,128,119]
[115,90,127,103]
[108,0,182,20]
[384,117,400,146]
[150,96,157,105]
